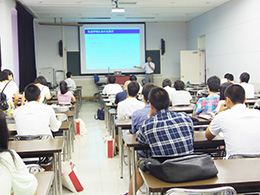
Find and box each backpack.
[0,81,10,111]
[94,108,105,120]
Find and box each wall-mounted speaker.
[58,40,63,57]
[161,38,165,55]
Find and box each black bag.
[139,153,218,183]
[94,108,105,120]
[0,81,10,111]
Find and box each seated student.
[57,81,76,104]
[131,83,156,134]
[0,110,38,195]
[102,76,123,95]
[14,84,61,137]
[114,80,131,106]
[162,79,175,103]
[224,73,234,83]
[2,69,19,107]
[129,75,142,94]
[193,76,220,115]
[34,76,52,103]
[171,80,192,106]
[205,84,260,159]
[239,72,255,99]
[0,72,19,116]
[117,81,145,120]
[215,82,233,113]
[65,72,76,90]
[125,87,194,195]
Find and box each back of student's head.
[129,75,137,81]
[25,84,41,101]
[224,73,234,81]
[240,72,250,83]
[174,80,185,90]
[142,83,157,102]
[0,110,9,151]
[60,81,68,95]
[225,84,245,104]
[0,71,8,82]
[220,82,232,100]
[148,87,169,111]
[66,72,72,78]
[35,76,47,85]
[207,76,220,92]
[109,76,116,84]
[162,79,172,88]
[127,81,140,97]
[3,69,13,77]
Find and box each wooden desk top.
[123,131,224,149]
[56,110,74,118]
[140,158,260,193]
[35,171,54,195]
[59,121,71,130]
[169,104,195,113]
[8,138,63,156]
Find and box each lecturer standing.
[134,57,155,83]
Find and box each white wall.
[187,0,260,87]
[34,22,187,97]
[0,0,16,71]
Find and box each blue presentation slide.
[84,28,140,71]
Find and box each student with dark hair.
[171,80,192,106]
[34,76,52,103]
[206,84,260,158]
[125,87,194,195]
[239,72,254,98]
[65,71,76,90]
[114,80,131,105]
[224,73,234,82]
[0,71,19,116]
[14,84,61,137]
[102,76,123,95]
[57,81,76,104]
[194,76,220,115]
[131,83,156,134]
[215,82,233,113]
[0,110,38,194]
[162,79,176,103]
[130,75,142,93]
[117,81,144,120]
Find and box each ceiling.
[19,0,232,23]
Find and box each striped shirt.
[136,109,194,157]
[194,94,220,115]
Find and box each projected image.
[80,23,145,74]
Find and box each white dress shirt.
[38,85,51,103]
[240,82,255,99]
[117,98,145,120]
[171,90,192,106]
[14,101,61,136]
[102,83,123,95]
[209,104,260,158]
[163,86,176,103]
[65,78,76,90]
[142,62,155,74]
[0,150,37,195]
[0,81,18,102]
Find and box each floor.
[62,101,132,195]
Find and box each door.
[180,50,205,84]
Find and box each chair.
[94,74,106,86]
[166,186,236,195]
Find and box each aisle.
[63,101,129,195]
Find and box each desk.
[9,138,63,195]
[140,158,260,194]
[123,131,224,195]
[107,75,130,85]
[35,171,54,195]
[169,104,195,113]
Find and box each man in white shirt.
[65,72,77,90]
[14,84,61,137]
[117,81,145,120]
[239,72,255,99]
[102,76,123,95]
[205,84,260,159]
[134,57,155,83]
[172,80,192,106]
[162,79,175,104]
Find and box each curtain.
[17,2,36,92]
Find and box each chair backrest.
[228,153,260,159]
[94,74,100,83]
[166,186,236,195]
[55,113,68,122]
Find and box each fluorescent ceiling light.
[111,7,125,13]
